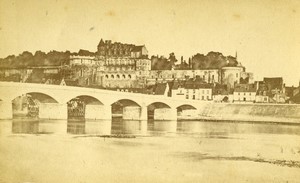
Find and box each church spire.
[235,50,238,60]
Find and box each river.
[0,118,300,182]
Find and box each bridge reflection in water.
[9,118,300,137]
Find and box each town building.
[233,83,256,103]
[171,80,213,101]
[263,77,286,103]
[70,55,96,66]
[212,84,234,102]
[255,81,269,103]
[136,59,151,71]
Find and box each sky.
[0,0,299,85]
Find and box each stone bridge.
[0,82,207,120]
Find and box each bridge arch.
[111,99,142,120]
[177,104,198,118]
[111,99,142,107]
[67,95,105,120]
[147,102,177,120]
[11,92,59,119]
[176,104,197,111]
[147,102,171,109]
[67,95,103,105]
[12,92,59,103]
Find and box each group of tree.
[151,51,238,70]
[0,49,95,68]
[151,52,178,70]
[191,51,238,69]
[1,49,239,70]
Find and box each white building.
[171,82,213,101]
[233,84,256,103]
[136,59,151,71]
[221,66,244,89]
[70,55,96,66]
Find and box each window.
[202,96,204,100]
[207,90,209,94]
[236,73,238,78]
[186,95,189,99]
[193,95,195,100]
[111,75,114,79]
[128,74,132,79]
[116,75,120,79]
[207,96,209,100]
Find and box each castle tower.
[97,39,105,55]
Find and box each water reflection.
[153,120,177,133]
[67,120,112,135]
[12,119,67,134]
[177,120,300,136]
[111,118,147,135]
[67,121,85,134]
[12,120,39,134]
[7,119,300,137]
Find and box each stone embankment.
[180,103,300,124]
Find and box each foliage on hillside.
[191,52,238,69]
[0,50,76,68]
[151,51,238,70]
[151,52,177,70]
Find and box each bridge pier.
[102,105,112,120]
[85,105,112,120]
[122,105,148,120]
[123,106,141,120]
[140,105,148,121]
[154,108,177,121]
[0,100,12,119]
[39,103,67,120]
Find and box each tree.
[191,52,237,69]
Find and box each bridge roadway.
[0,82,208,120]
